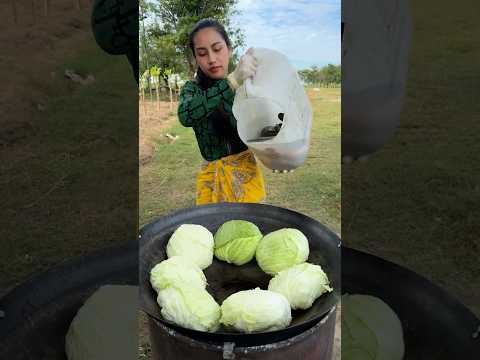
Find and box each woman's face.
[193,27,232,79]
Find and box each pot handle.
[223,342,235,359]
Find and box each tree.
[140,0,155,82]
[322,64,341,84]
[141,0,245,79]
[298,68,316,84]
[298,64,341,86]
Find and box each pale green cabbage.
[166,224,214,270]
[255,228,309,275]
[65,285,138,360]
[268,263,332,309]
[220,288,291,333]
[214,220,263,265]
[157,285,220,332]
[342,294,405,360]
[150,256,207,293]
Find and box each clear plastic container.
[342,0,412,158]
[233,48,313,171]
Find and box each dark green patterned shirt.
[178,79,248,162]
[91,0,138,83]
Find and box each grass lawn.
[139,87,341,234]
[1,40,137,291]
[342,0,480,316]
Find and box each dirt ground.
[1,0,138,300]
[139,99,178,166]
[0,0,93,148]
[0,0,98,292]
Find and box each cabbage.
[150,256,207,293]
[65,285,138,360]
[157,285,220,332]
[166,224,214,270]
[255,228,309,275]
[268,263,332,309]
[214,220,263,265]
[342,294,405,360]
[220,288,291,333]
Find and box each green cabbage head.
[342,294,405,360]
[150,256,207,293]
[157,285,220,332]
[255,228,309,275]
[268,263,333,309]
[214,220,263,265]
[220,288,291,333]
[166,224,214,270]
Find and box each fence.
[7,0,93,24]
[312,82,341,88]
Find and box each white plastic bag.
[342,0,412,158]
[233,48,312,171]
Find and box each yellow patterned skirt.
[196,150,266,205]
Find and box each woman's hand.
[227,48,258,90]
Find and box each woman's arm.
[178,80,235,127]
[222,100,239,129]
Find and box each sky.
[231,0,341,70]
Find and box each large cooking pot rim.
[342,246,480,359]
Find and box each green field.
[342,0,480,316]
[1,41,137,291]
[139,87,341,234]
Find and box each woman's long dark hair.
[188,19,232,90]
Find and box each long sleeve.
[178,80,235,127]
[222,99,239,129]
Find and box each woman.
[178,19,266,205]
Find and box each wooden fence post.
[156,76,160,111]
[44,0,50,16]
[142,88,147,117]
[32,0,37,23]
[11,0,18,24]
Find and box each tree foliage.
[140,0,244,82]
[298,64,341,86]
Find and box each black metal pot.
[147,307,337,360]
[139,203,341,347]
